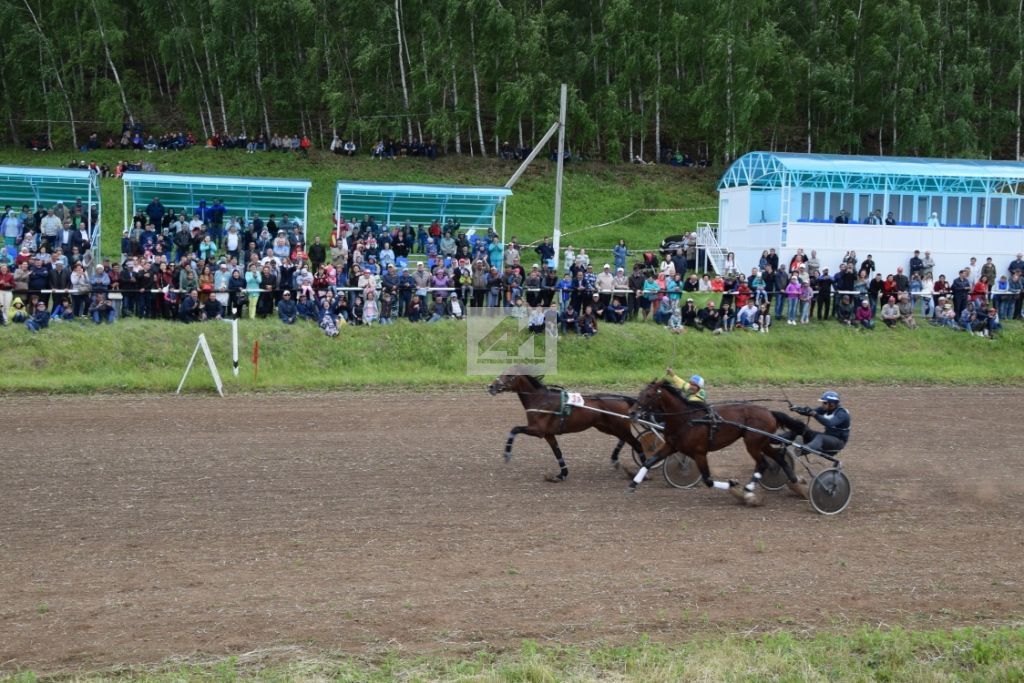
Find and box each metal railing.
[696,222,725,274]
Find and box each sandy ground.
[2,386,1023,674]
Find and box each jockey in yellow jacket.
[666,367,707,402]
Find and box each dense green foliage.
[3,1,1024,161]
[0,314,1019,393]
[6,627,1024,680]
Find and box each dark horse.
[488,371,646,481]
[628,380,805,501]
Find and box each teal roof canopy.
[0,165,102,256]
[719,152,1024,195]
[335,181,512,229]
[122,172,311,230]
[0,166,98,207]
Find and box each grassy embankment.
[0,313,1020,393]
[6,626,1024,681]
[0,148,719,257]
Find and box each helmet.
[689,374,705,389]
[819,390,840,403]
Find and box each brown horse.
[628,380,802,500]
[488,371,646,481]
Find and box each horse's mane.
[655,378,687,403]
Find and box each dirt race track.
[3,386,1024,674]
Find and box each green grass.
[5,626,1023,681]
[0,315,1019,393]
[0,148,719,258]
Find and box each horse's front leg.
[627,444,672,492]
[504,426,530,462]
[543,435,569,482]
[691,451,740,493]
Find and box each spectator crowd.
[0,199,1020,342]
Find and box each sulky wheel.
[662,453,702,489]
[809,468,852,515]
[760,451,795,491]
[631,428,667,470]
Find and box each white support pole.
[122,181,128,231]
[551,84,568,272]
[501,197,507,247]
[504,121,560,190]
[303,190,309,243]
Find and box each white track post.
[223,318,239,376]
[122,180,128,232]
[501,198,507,248]
[552,84,568,272]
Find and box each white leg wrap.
[753,472,762,479]
[633,467,648,484]
[744,482,756,492]
[713,480,731,490]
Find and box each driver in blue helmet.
[665,367,706,403]
[791,390,851,454]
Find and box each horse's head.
[631,380,666,418]
[488,370,539,396]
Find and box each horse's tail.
[771,410,806,434]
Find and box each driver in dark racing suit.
[788,390,851,455]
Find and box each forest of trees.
[3,0,1024,163]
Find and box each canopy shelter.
[712,151,1024,278]
[0,165,101,256]
[122,172,312,237]
[334,180,513,241]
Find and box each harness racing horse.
[628,380,801,502]
[488,371,646,482]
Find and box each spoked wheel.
[662,453,702,489]
[809,468,852,515]
[631,428,666,470]
[761,451,795,491]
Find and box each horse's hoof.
[743,489,766,507]
[611,460,621,470]
[503,452,512,463]
[787,478,809,500]
[729,485,749,502]
[544,474,566,483]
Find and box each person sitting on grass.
[579,304,598,337]
[836,294,855,326]
[528,306,545,334]
[719,301,736,332]
[88,292,116,324]
[881,295,900,327]
[178,289,201,323]
[296,292,319,322]
[984,306,1002,339]
[897,293,917,329]
[737,301,758,330]
[561,303,578,334]
[25,299,49,331]
[937,302,958,328]
[607,297,627,323]
[278,290,297,324]
[756,302,772,333]
[667,301,685,334]
[653,294,673,325]
[698,299,721,334]
[203,295,224,321]
[855,298,875,329]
